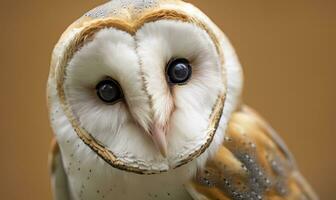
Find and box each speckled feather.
[188,106,318,200]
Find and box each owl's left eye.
[96,79,123,104]
[166,58,192,85]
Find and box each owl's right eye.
[96,79,123,104]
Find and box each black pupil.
[96,80,122,103]
[167,58,192,84]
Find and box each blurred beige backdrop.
[0,0,334,199]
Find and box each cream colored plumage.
[47,1,317,199]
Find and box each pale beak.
[151,123,168,158]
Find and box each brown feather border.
[54,9,227,174]
[48,137,60,175]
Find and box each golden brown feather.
[190,106,318,200]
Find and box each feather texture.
[49,139,72,200]
[188,106,318,200]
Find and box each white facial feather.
[65,28,165,170]
[62,20,225,170]
[136,20,224,165]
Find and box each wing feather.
[188,106,318,200]
[49,138,72,200]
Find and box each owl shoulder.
[188,106,318,200]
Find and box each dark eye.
[96,79,123,103]
[166,58,192,85]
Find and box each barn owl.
[47,0,318,199]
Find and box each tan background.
[0,0,334,199]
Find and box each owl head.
[47,0,243,174]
